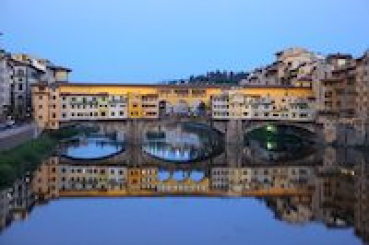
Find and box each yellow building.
[127,168,142,192]
[32,157,60,199]
[32,83,316,129]
[127,167,158,192]
[157,177,209,194]
[32,83,57,129]
[128,93,144,118]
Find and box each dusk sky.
[1,0,369,83]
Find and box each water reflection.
[245,125,317,162]
[0,147,368,245]
[62,136,125,160]
[142,122,223,162]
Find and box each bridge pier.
[225,120,244,145]
[126,120,144,145]
[212,120,243,145]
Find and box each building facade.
[240,47,323,87]
[0,51,11,122]
[356,51,369,120]
[211,87,316,121]
[32,83,317,129]
[0,51,71,123]
[320,54,357,118]
[210,165,315,194]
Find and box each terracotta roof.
[47,65,72,72]
[55,82,232,89]
[321,78,343,83]
[331,65,356,73]
[327,53,353,60]
[356,52,369,62]
[32,82,313,90]
[60,92,109,96]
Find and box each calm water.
[0,198,361,245]
[63,136,124,160]
[142,122,223,162]
[0,124,368,245]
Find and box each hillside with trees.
[164,70,249,85]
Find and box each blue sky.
[1,0,369,83]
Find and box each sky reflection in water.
[0,198,360,245]
[65,137,124,159]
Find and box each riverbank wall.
[0,124,39,152]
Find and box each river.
[0,123,367,245]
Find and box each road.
[0,123,37,152]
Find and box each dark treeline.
[164,70,249,85]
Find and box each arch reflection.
[142,122,223,163]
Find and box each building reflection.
[0,147,368,244]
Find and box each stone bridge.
[58,143,322,169]
[66,118,322,145]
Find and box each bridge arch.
[243,121,318,135]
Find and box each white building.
[59,94,128,122]
[58,164,128,191]
[212,90,316,122]
[0,51,11,121]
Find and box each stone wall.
[321,118,369,146]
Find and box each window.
[18,83,23,91]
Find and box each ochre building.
[32,83,316,129]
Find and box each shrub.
[0,126,88,189]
